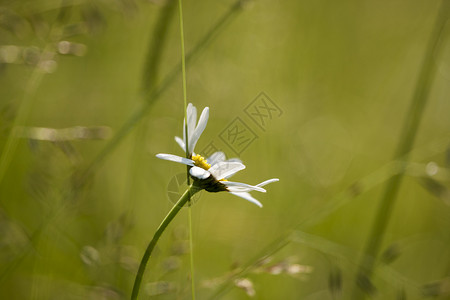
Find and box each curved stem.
[131,185,197,300]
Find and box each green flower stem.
[131,186,198,300]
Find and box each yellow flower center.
[191,154,211,170]
[191,154,228,182]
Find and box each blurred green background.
[1,0,450,299]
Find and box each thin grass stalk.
[125,0,178,222]
[119,1,178,288]
[188,202,196,298]
[0,0,243,291]
[352,1,450,298]
[0,0,245,286]
[80,0,246,183]
[178,0,189,159]
[177,1,196,297]
[131,186,197,300]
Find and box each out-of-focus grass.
[1,0,450,299]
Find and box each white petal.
[189,166,210,179]
[223,181,266,193]
[156,153,194,166]
[175,136,185,151]
[189,107,209,154]
[207,151,226,166]
[226,157,242,163]
[209,161,245,179]
[230,192,263,208]
[256,178,279,187]
[186,103,197,142]
[227,186,264,193]
[222,158,242,178]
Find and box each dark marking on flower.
[192,175,228,192]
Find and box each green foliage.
[0,0,449,299]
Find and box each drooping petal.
[222,181,266,193]
[207,151,226,166]
[230,192,263,208]
[209,161,245,179]
[189,166,210,179]
[226,186,265,193]
[189,107,209,154]
[175,136,185,151]
[156,153,194,166]
[256,178,279,187]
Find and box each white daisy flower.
[156,151,279,207]
[157,103,278,207]
[174,103,209,156]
